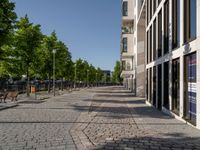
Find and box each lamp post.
[87,69,89,88]
[52,49,56,96]
[74,63,77,89]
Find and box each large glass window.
[147,31,149,63]
[153,66,156,107]
[172,0,180,49]
[150,68,152,103]
[158,10,162,58]
[164,62,169,109]
[150,0,152,20]
[164,0,169,54]
[157,64,162,110]
[150,26,152,62]
[184,0,196,42]
[184,53,197,125]
[123,1,128,16]
[158,0,161,6]
[153,19,156,60]
[153,0,156,14]
[122,37,127,52]
[172,59,180,115]
[147,0,149,24]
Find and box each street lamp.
[52,49,56,96]
[74,63,77,89]
[87,69,89,88]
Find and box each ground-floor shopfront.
[146,49,200,129]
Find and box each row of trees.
[0,0,122,95]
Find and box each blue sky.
[11,0,122,71]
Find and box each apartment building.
[120,0,146,96]
[121,0,200,129]
[145,0,200,129]
[120,0,135,92]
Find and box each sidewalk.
[70,86,200,150]
[0,89,73,111]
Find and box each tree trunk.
[26,68,30,97]
[48,73,51,93]
[61,78,63,91]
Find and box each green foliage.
[0,0,17,59]
[112,61,122,83]
[74,59,104,83]
[0,3,106,90]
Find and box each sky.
[11,0,122,71]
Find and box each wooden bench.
[7,91,19,101]
[0,92,8,103]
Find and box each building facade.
[120,0,146,97]
[120,0,200,129]
[145,0,200,129]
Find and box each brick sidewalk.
[70,87,200,150]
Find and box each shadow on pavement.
[93,135,200,150]
[83,99,145,104]
[71,104,172,119]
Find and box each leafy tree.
[112,61,122,83]
[96,67,104,82]
[38,32,57,92]
[13,15,43,96]
[0,0,17,60]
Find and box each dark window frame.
[157,10,162,58]
[122,37,128,52]
[184,0,197,44]
[172,0,180,49]
[164,0,169,54]
[122,1,128,16]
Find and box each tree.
[0,0,17,60]
[112,61,122,83]
[13,15,43,96]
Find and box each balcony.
[122,26,133,34]
[120,69,135,78]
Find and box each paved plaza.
[0,87,200,150]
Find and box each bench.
[7,91,19,101]
[0,91,19,103]
[0,92,8,103]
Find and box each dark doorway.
[172,58,180,115]
[184,53,196,125]
[157,64,162,110]
[163,61,169,109]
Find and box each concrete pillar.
[179,56,184,117]
[168,0,173,111]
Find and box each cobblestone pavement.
[70,87,200,150]
[0,89,94,150]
